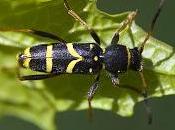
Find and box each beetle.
[14,0,165,124]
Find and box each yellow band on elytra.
[46,45,53,73]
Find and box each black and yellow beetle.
[15,0,164,124]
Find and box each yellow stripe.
[46,45,53,73]
[23,47,31,68]
[66,59,82,73]
[126,47,131,69]
[66,43,84,73]
[90,44,94,50]
[94,56,98,61]
[67,43,82,58]
[24,47,31,57]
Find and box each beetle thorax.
[102,44,143,75]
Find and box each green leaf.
[0,0,174,130]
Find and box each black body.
[18,42,142,76]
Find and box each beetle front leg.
[111,10,138,45]
[109,73,120,86]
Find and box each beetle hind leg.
[18,73,59,81]
[0,28,66,43]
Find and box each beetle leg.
[0,28,66,43]
[18,73,60,81]
[109,73,120,86]
[64,0,100,45]
[87,73,100,118]
[111,10,138,44]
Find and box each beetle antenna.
[139,0,165,53]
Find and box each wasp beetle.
[14,0,165,124]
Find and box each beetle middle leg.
[64,0,100,45]
[87,73,100,118]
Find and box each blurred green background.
[0,0,175,130]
